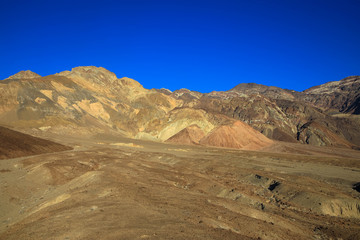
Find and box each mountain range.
[1,66,359,150]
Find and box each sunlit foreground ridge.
[0,67,359,239]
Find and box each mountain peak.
[230,82,275,92]
[6,70,41,80]
[57,66,117,83]
[119,77,144,89]
[71,66,117,76]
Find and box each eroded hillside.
[0,66,359,150]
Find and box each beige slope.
[200,121,273,150]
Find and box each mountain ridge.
[3,67,358,95]
[1,66,359,150]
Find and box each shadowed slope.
[0,126,72,159]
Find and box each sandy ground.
[0,134,360,240]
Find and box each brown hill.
[165,125,205,145]
[0,126,72,159]
[200,121,273,150]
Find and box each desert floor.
[1,134,360,240]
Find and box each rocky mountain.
[302,76,360,114]
[176,77,360,149]
[0,66,359,150]
[1,67,176,137]
[192,94,360,148]
[0,67,267,150]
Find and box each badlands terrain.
[0,67,359,239]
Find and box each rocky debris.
[268,181,280,191]
[247,174,281,191]
[353,182,360,193]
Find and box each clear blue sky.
[1,0,359,92]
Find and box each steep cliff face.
[0,67,359,149]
